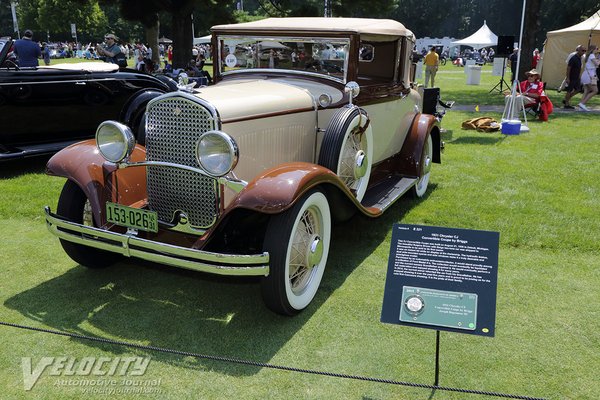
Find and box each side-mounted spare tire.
[318,106,373,203]
[121,89,166,145]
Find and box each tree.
[14,0,108,43]
[518,0,542,81]
[0,2,15,37]
[112,0,236,68]
[37,0,107,41]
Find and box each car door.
[0,67,91,146]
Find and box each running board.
[361,176,418,212]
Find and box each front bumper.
[44,207,269,276]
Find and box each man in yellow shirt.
[424,47,440,88]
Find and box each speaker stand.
[489,58,510,94]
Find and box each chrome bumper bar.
[44,207,269,276]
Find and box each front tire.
[261,189,332,315]
[57,180,118,268]
[412,134,433,198]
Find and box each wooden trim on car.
[222,107,316,124]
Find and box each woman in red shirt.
[519,69,544,104]
[505,69,553,120]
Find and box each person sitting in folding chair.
[504,69,553,121]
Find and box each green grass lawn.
[0,61,598,399]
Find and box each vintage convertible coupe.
[44,18,445,315]
[0,37,177,160]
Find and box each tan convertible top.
[212,17,414,42]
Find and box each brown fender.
[224,162,382,218]
[46,139,148,226]
[398,113,441,177]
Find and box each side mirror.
[344,81,360,106]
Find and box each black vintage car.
[0,38,178,160]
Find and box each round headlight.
[96,121,135,163]
[195,131,238,177]
[318,93,332,108]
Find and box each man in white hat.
[96,33,123,65]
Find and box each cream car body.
[44,17,445,315]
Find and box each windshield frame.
[0,38,11,65]
[216,35,351,83]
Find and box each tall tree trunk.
[518,0,542,81]
[172,9,194,69]
[145,18,160,66]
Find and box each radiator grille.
[145,95,219,229]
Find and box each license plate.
[106,202,158,233]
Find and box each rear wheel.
[57,180,118,268]
[261,189,332,315]
[412,134,433,198]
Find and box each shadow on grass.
[4,189,429,375]
[442,89,505,106]
[0,155,51,179]
[447,134,506,145]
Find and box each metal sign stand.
[434,330,441,386]
[489,58,510,94]
[500,0,530,133]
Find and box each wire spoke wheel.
[261,189,331,315]
[413,134,433,198]
[56,180,118,268]
[319,106,373,202]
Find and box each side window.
[399,37,413,86]
[359,44,374,62]
[357,41,397,81]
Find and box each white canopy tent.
[451,21,498,50]
[540,11,600,88]
[193,35,212,45]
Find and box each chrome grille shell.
[145,93,221,229]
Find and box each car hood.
[192,79,315,122]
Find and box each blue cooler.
[501,119,521,135]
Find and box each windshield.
[0,38,10,64]
[217,36,350,82]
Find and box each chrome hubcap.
[305,234,323,268]
[354,150,368,179]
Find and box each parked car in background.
[44,18,445,315]
[0,38,178,160]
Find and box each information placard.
[492,57,506,76]
[381,224,499,336]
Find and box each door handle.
[75,81,87,85]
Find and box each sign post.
[11,1,20,39]
[381,224,499,385]
[70,23,78,45]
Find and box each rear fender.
[398,113,441,177]
[46,139,148,226]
